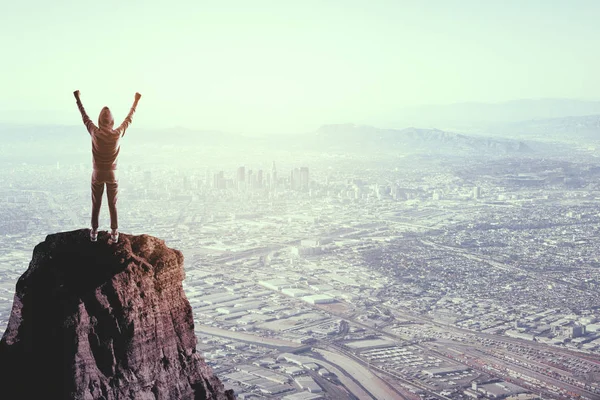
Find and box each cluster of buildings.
[211,163,310,193]
[3,153,600,398]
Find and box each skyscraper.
[300,167,309,191]
[213,171,225,189]
[237,166,246,190]
[247,169,255,190]
[291,168,301,191]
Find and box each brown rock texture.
[0,229,235,400]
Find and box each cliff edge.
[0,229,235,400]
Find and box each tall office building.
[473,186,481,199]
[271,161,277,189]
[213,171,225,189]
[237,166,246,190]
[247,169,255,190]
[291,168,301,191]
[237,166,246,183]
[300,167,309,191]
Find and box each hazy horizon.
[2,97,600,137]
[3,1,600,134]
[4,3,600,396]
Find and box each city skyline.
[3,1,600,398]
[3,141,600,398]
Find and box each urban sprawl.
[2,153,600,400]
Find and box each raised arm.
[73,90,97,135]
[116,92,141,137]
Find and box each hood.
[98,106,114,129]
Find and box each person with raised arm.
[74,90,141,243]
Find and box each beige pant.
[91,170,118,230]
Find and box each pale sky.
[2,0,599,134]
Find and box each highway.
[319,345,451,400]
[192,237,600,399]
[195,324,299,349]
[195,324,388,400]
[322,300,600,399]
[316,347,408,400]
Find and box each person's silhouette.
[74,90,141,243]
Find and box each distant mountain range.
[392,99,600,130]
[0,123,238,166]
[0,123,233,146]
[308,124,532,155]
[6,116,597,164]
[0,122,535,161]
[485,114,600,142]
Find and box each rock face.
[0,229,235,400]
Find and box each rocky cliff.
[0,229,235,400]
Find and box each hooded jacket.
[76,102,137,171]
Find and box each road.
[195,325,381,400]
[192,236,600,399]
[195,324,299,349]
[315,348,407,400]
[454,345,600,399]
[324,301,600,399]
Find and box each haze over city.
[2,0,600,134]
[3,2,600,400]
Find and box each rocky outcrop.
[0,229,235,400]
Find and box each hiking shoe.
[110,229,119,243]
[90,229,98,242]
